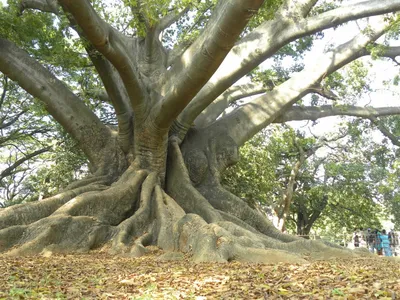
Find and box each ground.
[0,248,399,299]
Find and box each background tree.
[224,120,396,240]
[1,0,400,263]
[0,73,88,207]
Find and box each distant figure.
[374,229,383,255]
[388,230,398,256]
[354,233,360,248]
[379,229,392,257]
[366,228,375,253]
[359,227,365,242]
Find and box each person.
[353,229,360,248]
[378,229,392,257]
[374,229,383,255]
[366,228,375,253]
[359,227,365,242]
[388,229,397,256]
[354,234,360,247]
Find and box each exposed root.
[0,225,26,252]
[1,215,114,255]
[64,175,113,190]
[198,183,299,243]
[53,170,148,225]
[129,232,153,257]
[0,153,357,263]
[172,214,305,263]
[0,184,109,230]
[0,166,148,256]
[111,172,158,254]
[153,186,185,251]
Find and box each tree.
[223,124,387,239]
[1,0,400,263]
[0,73,52,206]
[362,115,400,229]
[0,73,88,207]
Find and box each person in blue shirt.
[379,229,392,257]
[374,229,383,255]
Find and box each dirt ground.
[0,248,399,299]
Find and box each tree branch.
[276,136,305,232]
[158,5,191,32]
[0,110,27,130]
[153,0,264,128]
[175,0,400,135]
[19,0,59,15]
[85,46,133,152]
[0,38,113,168]
[58,0,146,112]
[273,105,400,123]
[0,146,51,181]
[307,83,338,100]
[0,76,8,109]
[19,1,135,151]
[195,82,266,128]
[278,0,318,20]
[369,117,400,147]
[216,16,390,146]
[129,0,150,31]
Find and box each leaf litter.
[0,247,399,299]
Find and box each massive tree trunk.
[1,0,400,263]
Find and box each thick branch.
[176,0,400,134]
[158,5,191,32]
[86,48,133,152]
[59,0,146,112]
[217,17,390,146]
[153,0,264,128]
[19,1,134,152]
[274,105,400,123]
[195,83,266,128]
[0,76,7,109]
[19,0,58,14]
[0,38,113,168]
[279,0,319,20]
[382,45,400,60]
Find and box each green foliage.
[0,73,87,207]
[366,43,388,60]
[163,0,217,49]
[222,129,277,209]
[222,122,395,237]
[246,0,284,29]
[323,60,371,101]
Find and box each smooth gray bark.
[0,39,114,170]
[176,0,400,134]
[216,17,390,146]
[275,106,400,123]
